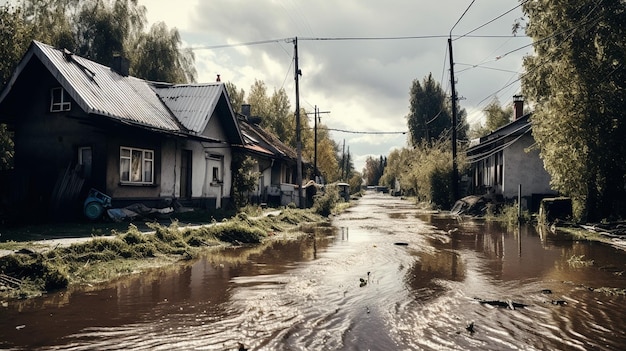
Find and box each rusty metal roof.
[21,41,184,132]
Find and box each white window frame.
[50,87,71,112]
[120,146,154,184]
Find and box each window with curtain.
[120,146,154,184]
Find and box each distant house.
[237,105,300,206]
[466,96,557,211]
[0,41,244,220]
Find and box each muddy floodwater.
[3,192,626,350]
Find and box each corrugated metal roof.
[32,41,182,132]
[238,116,298,162]
[152,83,224,134]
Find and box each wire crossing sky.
[140,0,533,171]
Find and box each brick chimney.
[513,95,524,120]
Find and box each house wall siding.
[502,134,554,199]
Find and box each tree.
[0,4,33,170]
[407,73,469,146]
[0,5,34,86]
[521,0,626,221]
[132,21,196,83]
[363,155,385,186]
[74,0,146,66]
[469,98,513,139]
[225,82,245,114]
[20,0,196,83]
[231,153,260,209]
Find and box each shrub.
[313,185,340,217]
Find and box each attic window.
[50,87,71,112]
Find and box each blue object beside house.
[0,40,300,221]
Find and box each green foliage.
[132,21,196,83]
[0,5,33,86]
[521,0,626,221]
[313,184,340,217]
[348,172,364,195]
[363,155,386,186]
[380,140,466,209]
[469,98,513,139]
[407,73,469,146]
[201,221,266,244]
[430,167,453,210]
[231,153,261,209]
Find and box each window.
[212,167,220,182]
[120,147,154,184]
[50,87,71,112]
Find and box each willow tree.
[521,0,626,221]
[132,21,196,83]
[19,0,196,83]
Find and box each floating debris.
[476,298,528,310]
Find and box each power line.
[320,127,407,135]
[455,0,530,40]
[450,0,477,35]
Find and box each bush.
[430,167,453,210]
[313,185,340,217]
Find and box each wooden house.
[0,41,243,220]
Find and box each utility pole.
[314,105,318,181]
[293,37,303,208]
[306,106,330,181]
[341,139,346,180]
[448,37,459,201]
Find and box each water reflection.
[4,194,626,350]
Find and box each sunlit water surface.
[2,193,626,350]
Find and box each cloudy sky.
[141,0,533,172]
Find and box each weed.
[567,254,594,268]
[313,185,340,217]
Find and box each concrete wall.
[502,134,555,199]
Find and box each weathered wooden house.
[0,41,244,220]
[466,96,557,211]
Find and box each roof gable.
[237,115,297,161]
[152,83,243,144]
[467,113,532,154]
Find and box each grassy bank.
[0,208,327,300]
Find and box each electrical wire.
[320,127,407,135]
[455,0,530,40]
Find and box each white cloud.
[139,0,532,172]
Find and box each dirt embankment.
[0,209,326,301]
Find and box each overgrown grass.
[485,202,531,226]
[0,207,329,300]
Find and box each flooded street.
[3,192,626,350]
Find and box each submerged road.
[3,192,626,350]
